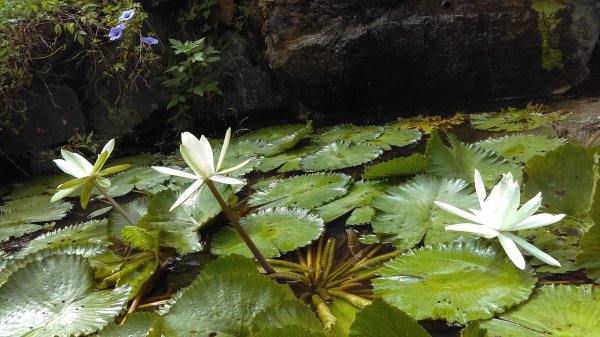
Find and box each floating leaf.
[475,135,566,165]
[480,285,600,336]
[316,181,385,222]
[469,103,569,132]
[15,219,111,259]
[5,174,70,200]
[524,143,597,216]
[0,254,130,337]
[253,325,327,337]
[257,143,320,172]
[108,167,170,197]
[461,322,487,337]
[300,142,383,172]
[425,130,521,187]
[390,113,466,134]
[373,241,536,324]
[161,272,294,336]
[328,295,361,336]
[236,122,313,156]
[97,312,162,337]
[108,197,150,239]
[349,299,431,337]
[249,173,351,209]
[313,124,384,144]
[577,223,600,282]
[251,300,325,334]
[211,207,324,258]
[368,126,422,150]
[346,206,375,225]
[371,175,479,248]
[362,154,428,179]
[201,254,259,275]
[88,206,113,218]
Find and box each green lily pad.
[426,131,522,187]
[236,122,313,156]
[577,223,600,282]
[0,195,72,242]
[523,143,597,216]
[4,174,70,200]
[362,154,428,179]
[15,219,111,258]
[257,143,320,172]
[461,322,487,337]
[300,142,383,172]
[253,325,327,337]
[0,254,130,337]
[469,104,569,132]
[349,299,431,337]
[371,175,479,248]
[368,126,422,151]
[108,166,170,197]
[251,300,325,334]
[211,207,324,258]
[328,295,361,336]
[249,173,351,209]
[316,181,385,222]
[480,285,600,336]
[313,124,384,144]
[346,206,375,225]
[475,135,566,165]
[98,312,162,337]
[390,113,467,135]
[161,271,294,336]
[373,240,536,324]
[108,197,151,239]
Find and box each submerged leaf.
[371,175,479,248]
[250,173,351,210]
[211,207,324,258]
[373,240,536,324]
[469,104,569,132]
[362,154,428,179]
[481,285,600,336]
[0,254,130,337]
[349,299,431,337]
[301,142,383,172]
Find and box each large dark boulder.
[259,0,600,113]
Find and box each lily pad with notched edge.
[373,240,536,324]
[0,254,130,337]
[480,285,600,336]
[251,300,325,335]
[97,312,162,337]
[368,126,422,151]
[257,143,320,173]
[250,173,351,210]
[349,299,431,337]
[316,181,385,222]
[313,124,384,144]
[371,175,479,249]
[107,167,170,197]
[235,122,313,156]
[577,223,600,282]
[301,142,383,172]
[211,207,324,258]
[362,154,428,179]
[469,104,569,132]
[346,206,375,225]
[475,135,566,165]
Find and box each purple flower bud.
[118,9,135,22]
[108,25,123,41]
[141,36,159,45]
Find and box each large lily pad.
[349,299,431,337]
[107,166,170,197]
[371,175,479,248]
[300,142,383,172]
[426,131,521,187]
[236,122,313,156]
[368,126,422,151]
[362,154,428,179]
[0,254,130,337]
[257,143,320,172]
[249,173,351,209]
[4,174,70,200]
[480,285,600,336]
[313,124,384,144]
[98,312,162,337]
[253,326,326,337]
[389,113,466,135]
[469,104,569,132]
[251,300,325,335]
[475,135,566,165]
[373,241,536,324]
[523,143,597,216]
[316,181,386,222]
[211,207,324,258]
[577,223,600,282]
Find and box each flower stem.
[94,182,136,226]
[205,180,276,275]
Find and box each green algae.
[532,0,568,71]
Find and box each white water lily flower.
[52,139,131,208]
[153,128,251,211]
[434,169,565,270]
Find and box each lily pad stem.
[94,182,136,226]
[205,180,276,275]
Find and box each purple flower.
[108,25,123,41]
[118,9,135,22]
[141,36,159,45]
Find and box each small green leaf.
[316,181,385,222]
[470,103,569,132]
[475,134,566,165]
[98,312,163,337]
[313,124,384,144]
[368,125,422,150]
[349,299,431,337]
[362,153,428,179]
[251,300,325,334]
[301,142,383,172]
[346,206,375,225]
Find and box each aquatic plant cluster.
[2,106,600,336]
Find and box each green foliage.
[313,124,384,144]
[251,300,325,335]
[469,103,569,131]
[368,125,422,150]
[98,312,163,337]
[236,122,313,156]
[475,134,566,165]
[362,153,428,179]
[349,299,431,337]
[211,207,324,258]
[163,37,222,114]
[316,181,385,222]
[300,141,383,171]
[373,240,537,324]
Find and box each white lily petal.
[434,201,484,225]
[100,139,115,157]
[511,193,542,226]
[495,181,521,229]
[197,134,216,174]
[216,128,231,172]
[510,213,566,231]
[152,166,198,180]
[445,224,500,239]
[170,179,205,211]
[473,169,487,207]
[181,132,214,176]
[54,159,87,178]
[180,144,209,178]
[497,233,526,270]
[504,232,561,267]
[51,186,79,202]
[218,158,252,175]
[210,175,245,185]
[60,150,94,177]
